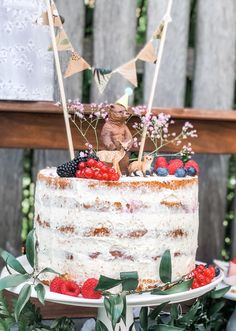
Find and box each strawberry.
[81,278,102,299]
[50,277,64,294]
[185,160,199,174]
[154,157,168,170]
[61,280,81,297]
[168,159,184,175]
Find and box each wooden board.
[144,0,190,106]
[91,0,137,103]
[1,102,236,153]
[0,150,23,268]
[192,0,236,262]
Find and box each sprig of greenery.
[0,230,59,322]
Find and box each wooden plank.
[54,0,85,101]
[91,0,137,103]
[1,103,236,153]
[144,0,190,106]
[193,0,236,262]
[0,150,23,268]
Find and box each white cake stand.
[1,256,224,331]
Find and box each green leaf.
[0,318,15,331]
[151,279,193,295]
[95,275,122,291]
[37,267,60,276]
[180,300,200,324]
[26,229,35,268]
[152,325,184,331]
[210,286,231,299]
[208,301,225,317]
[14,284,32,322]
[0,249,27,275]
[0,274,31,291]
[35,284,46,305]
[120,272,139,291]
[159,250,172,283]
[95,320,109,331]
[120,293,127,325]
[104,295,124,330]
[139,306,148,331]
[149,302,169,320]
[104,296,112,321]
[170,304,179,320]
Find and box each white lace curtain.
[0,0,54,101]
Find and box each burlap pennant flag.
[153,21,165,39]
[116,60,137,87]
[92,68,113,94]
[48,28,73,52]
[64,52,91,78]
[137,41,157,63]
[37,3,62,27]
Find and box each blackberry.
[57,159,79,177]
[57,152,99,178]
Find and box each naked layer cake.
[35,167,198,289]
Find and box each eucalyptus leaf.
[95,320,109,331]
[37,267,60,276]
[151,280,193,295]
[152,325,184,331]
[95,275,122,291]
[0,274,31,291]
[149,302,169,320]
[121,293,127,325]
[210,286,231,299]
[14,284,32,322]
[0,249,27,275]
[26,229,35,268]
[104,295,124,330]
[104,296,112,320]
[170,304,178,320]
[208,301,225,317]
[120,271,138,291]
[159,250,172,283]
[180,300,200,324]
[35,284,46,305]
[139,306,148,331]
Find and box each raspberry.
[81,278,102,299]
[84,168,94,179]
[154,157,168,170]
[168,159,184,175]
[61,281,81,297]
[50,277,64,294]
[185,160,199,174]
[87,159,97,167]
[78,162,86,170]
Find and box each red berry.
[87,159,97,168]
[101,165,109,174]
[96,173,103,180]
[78,162,86,170]
[185,160,199,174]
[84,168,94,179]
[61,280,81,297]
[81,278,102,299]
[168,159,184,175]
[192,280,200,289]
[232,258,236,264]
[109,174,117,181]
[50,277,64,294]
[154,157,168,170]
[205,277,212,284]
[108,168,116,175]
[102,173,109,181]
[96,161,104,169]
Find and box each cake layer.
[35,168,199,288]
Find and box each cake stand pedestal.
[1,256,224,331]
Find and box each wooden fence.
[1,0,236,272]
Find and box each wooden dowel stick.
[46,0,75,160]
[138,0,173,163]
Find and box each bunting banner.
[115,60,137,87]
[48,28,73,52]
[64,52,91,78]
[92,68,113,94]
[37,4,62,27]
[137,41,157,63]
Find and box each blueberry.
[156,167,168,177]
[187,166,197,176]
[175,168,186,178]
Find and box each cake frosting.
[35,168,199,289]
